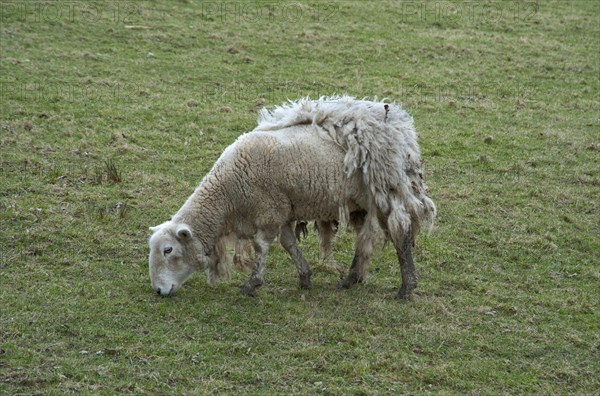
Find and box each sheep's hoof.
[395,285,416,300]
[338,273,360,289]
[299,272,313,290]
[300,280,312,290]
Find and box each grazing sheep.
[148,96,435,298]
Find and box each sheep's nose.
[156,288,162,295]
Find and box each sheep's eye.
[163,247,173,255]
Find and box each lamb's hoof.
[318,261,346,279]
[240,283,258,297]
[331,265,347,280]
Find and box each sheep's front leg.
[240,229,276,297]
[394,234,417,300]
[279,223,313,289]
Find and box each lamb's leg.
[240,229,277,297]
[233,238,254,273]
[316,220,344,277]
[339,216,375,289]
[279,223,313,289]
[317,220,335,262]
[394,234,417,300]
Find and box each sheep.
[148,96,436,299]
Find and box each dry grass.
[1,1,598,394]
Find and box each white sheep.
[148,96,436,298]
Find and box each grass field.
[1,0,599,394]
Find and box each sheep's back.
[228,125,365,222]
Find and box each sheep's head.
[148,221,204,296]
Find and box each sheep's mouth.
[156,284,175,296]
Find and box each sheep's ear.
[149,225,161,233]
[176,224,192,240]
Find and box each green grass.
[1,0,599,394]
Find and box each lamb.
[231,220,341,275]
[235,219,347,278]
[148,96,436,299]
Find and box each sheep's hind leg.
[280,223,313,289]
[240,229,277,297]
[394,234,417,300]
[339,253,361,289]
[339,217,375,289]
